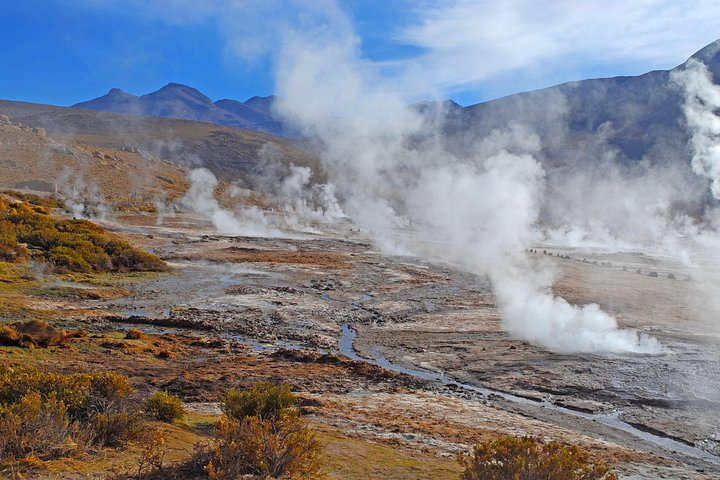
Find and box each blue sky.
[2,0,720,107]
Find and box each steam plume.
[672,58,720,199]
[275,25,660,354]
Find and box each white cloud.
[399,0,720,94]
[72,0,720,101]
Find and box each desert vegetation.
[132,381,322,480]
[458,435,618,480]
[0,366,142,464]
[146,390,185,423]
[0,195,169,273]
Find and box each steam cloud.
[673,58,720,199]
[274,28,660,354]
[183,168,282,237]
[182,166,345,237]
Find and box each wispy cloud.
[70,0,720,101]
[399,0,720,95]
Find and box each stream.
[338,323,720,466]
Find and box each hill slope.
[0,100,319,185]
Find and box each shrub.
[197,414,322,479]
[0,391,81,461]
[146,390,185,423]
[125,328,145,340]
[0,366,141,461]
[0,198,169,273]
[0,190,64,210]
[0,231,29,263]
[458,435,617,480]
[0,320,85,349]
[167,382,323,480]
[222,382,295,423]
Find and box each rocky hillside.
[0,100,320,185]
[0,113,189,211]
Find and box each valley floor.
[2,211,719,479]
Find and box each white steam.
[673,58,720,199]
[275,28,659,354]
[55,166,108,219]
[182,168,281,237]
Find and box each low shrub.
[0,320,86,348]
[193,414,322,479]
[458,435,618,480]
[0,190,64,210]
[0,391,82,461]
[146,391,185,423]
[146,382,323,480]
[125,328,145,340]
[0,197,169,273]
[222,382,295,423]
[0,366,141,462]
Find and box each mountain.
[440,40,720,170]
[74,83,286,136]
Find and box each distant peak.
[146,83,212,104]
[157,82,203,94]
[107,88,134,96]
[161,82,190,89]
[245,95,277,102]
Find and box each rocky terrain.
[0,206,713,478]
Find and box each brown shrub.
[125,328,145,340]
[156,349,173,359]
[458,435,617,480]
[0,320,81,349]
[190,415,322,480]
[0,367,140,462]
[136,383,322,480]
[0,392,82,461]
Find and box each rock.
[0,115,10,123]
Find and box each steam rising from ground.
[673,59,720,199]
[182,167,344,237]
[274,29,659,354]
[183,168,282,237]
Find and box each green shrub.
[146,390,185,423]
[222,382,295,424]
[458,435,617,480]
[0,197,169,273]
[0,190,64,209]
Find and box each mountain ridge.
[73,83,284,136]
